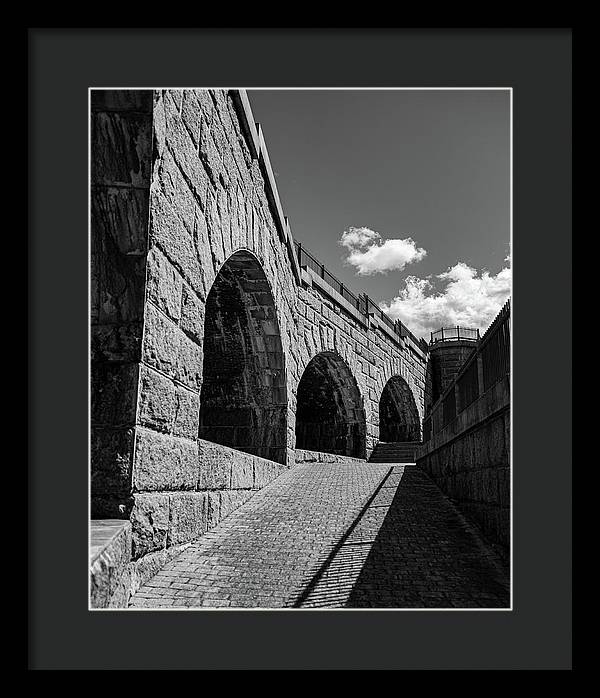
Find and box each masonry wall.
[91,89,430,596]
[129,89,299,564]
[296,271,427,456]
[417,376,510,550]
[90,90,153,518]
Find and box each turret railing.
[430,326,480,344]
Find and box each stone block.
[206,491,221,530]
[142,303,180,378]
[154,148,196,235]
[163,96,212,206]
[180,284,205,343]
[130,493,170,559]
[219,489,253,521]
[150,188,206,295]
[253,457,284,488]
[181,90,203,147]
[197,439,232,489]
[168,492,208,546]
[230,452,254,489]
[176,333,203,390]
[172,387,200,439]
[133,428,198,491]
[146,246,183,321]
[138,365,177,433]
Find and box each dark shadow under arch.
[295,351,366,459]
[198,250,287,464]
[379,376,421,442]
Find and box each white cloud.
[340,226,427,275]
[380,261,512,339]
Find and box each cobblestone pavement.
[130,463,509,609]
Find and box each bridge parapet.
[294,240,428,358]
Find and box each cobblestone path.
[130,463,509,609]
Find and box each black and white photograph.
[90,87,512,610]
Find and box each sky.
[247,89,511,341]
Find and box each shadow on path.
[298,466,509,609]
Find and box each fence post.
[476,351,485,397]
[455,381,462,415]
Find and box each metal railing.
[294,240,427,351]
[423,299,511,441]
[430,326,480,344]
[480,300,510,391]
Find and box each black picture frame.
[29,27,572,670]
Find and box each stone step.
[369,441,421,463]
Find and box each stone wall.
[296,268,427,456]
[90,89,430,600]
[417,376,510,550]
[91,90,153,518]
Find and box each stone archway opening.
[198,250,287,464]
[295,352,366,458]
[379,376,421,442]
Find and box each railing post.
[476,351,485,397]
[455,380,462,415]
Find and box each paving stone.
[130,463,509,609]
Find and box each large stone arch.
[198,249,288,464]
[294,350,367,459]
[377,375,421,442]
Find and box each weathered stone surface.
[91,89,153,113]
[417,380,510,549]
[92,362,139,428]
[180,284,205,342]
[176,334,203,390]
[168,492,208,546]
[150,189,205,295]
[172,386,200,439]
[230,452,254,489]
[91,427,135,499]
[92,110,152,187]
[206,491,221,530]
[253,457,286,489]
[138,365,177,432]
[219,490,254,522]
[92,186,149,256]
[130,493,170,559]
[142,303,180,378]
[133,428,198,491]
[146,246,183,321]
[90,520,133,608]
